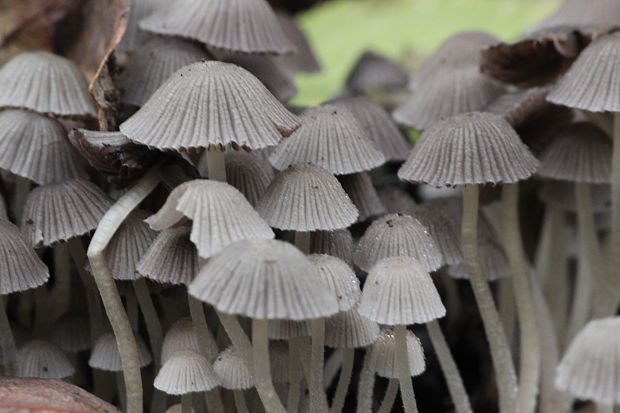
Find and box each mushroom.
[16,340,74,380]
[160,319,201,365]
[219,151,275,207]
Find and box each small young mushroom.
[17,340,74,380]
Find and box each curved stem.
[310,318,329,413]
[329,348,355,413]
[498,278,516,354]
[395,325,418,413]
[133,280,163,368]
[356,350,375,413]
[188,295,219,361]
[207,147,227,182]
[0,295,16,376]
[377,379,399,413]
[461,184,518,413]
[181,394,192,413]
[216,311,253,365]
[233,390,250,413]
[252,319,287,413]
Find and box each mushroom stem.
[132,279,163,369]
[426,320,472,413]
[188,295,219,360]
[252,318,287,413]
[116,371,127,412]
[329,348,355,413]
[461,184,518,413]
[610,112,620,313]
[498,278,516,353]
[309,318,330,413]
[216,311,253,364]
[87,169,161,413]
[356,350,375,413]
[395,324,418,413]
[377,379,399,413]
[181,394,192,413]
[49,243,71,324]
[324,349,344,389]
[207,146,227,183]
[126,288,139,331]
[501,183,541,413]
[0,295,16,376]
[233,390,250,413]
[287,339,303,413]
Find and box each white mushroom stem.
[395,324,418,413]
[233,390,250,413]
[49,243,71,323]
[181,394,193,413]
[498,278,516,353]
[188,295,219,360]
[87,169,161,413]
[461,184,518,413]
[252,318,287,413]
[132,279,163,368]
[329,348,355,413]
[287,339,303,413]
[426,320,472,413]
[0,295,17,376]
[207,146,227,183]
[356,350,376,413]
[310,318,330,413]
[501,183,541,413]
[377,379,399,413]
[216,311,253,364]
[610,113,620,313]
[324,349,344,389]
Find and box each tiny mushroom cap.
[274,10,321,74]
[398,112,540,187]
[345,51,409,94]
[447,235,509,281]
[161,318,200,364]
[146,179,274,259]
[21,179,113,248]
[223,151,275,207]
[307,254,361,312]
[269,105,386,175]
[119,61,300,152]
[140,0,296,54]
[555,317,620,406]
[367,329,426,379]
[354,214,443,273]
[89,333,152,372]
[0,52,96,118]
[537,122,612,184]
[0,110,86,184]
[17,340,74,379]
[548,32,620,112]
[376,185,417,214]
[154,350,220,395]
[539,180,611,213]
[213,346,254,390]
[189,239,339,320]
[256,164,359,231]
[120,37,210,107]
[50,312,91,353]
[268,319,310,340]
[0,219,49,295]
[310,229,355,265]
[359,256,446,325]
[137,227,198,286]
[409,204,463,266]
[339,173,386,222]
[224,54,297,102]
[325,307,380,349]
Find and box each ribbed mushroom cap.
[537,122,612,183]
[161,319,200,364]
[308,254,361,312]
[89,333,152,372]
[269,105,385,175]
[224,151,275,207]
[355,214,443,273]
[270,341,290,383]
[409,204,463,266]
[224,54,297,102]
[325,307,380,349]
[21,179,112,248]
[50,312,91,353]
[533,0,620,30]
[213,346,254,390]
[376,185,417,214]
[274,11,320,74]
[146,179,274,259]
[393,66,505,130]
[140,0,295,54]
[0,110,86,184]
[555,317,620,405]
[0,52,96,118]
[256,164,358,231]
[329,97,411,162]
[539,180,611,212]
[339,173,385,222]
[268,319,310,340]
[0,219,49,294]
[310,229,354,265]
[367,329,425,378]
[154,350,220,395]
[398,112,540,187]
[548,32,620,112]
[120,37,210,107]
[117,0,168,52]
[137,227,198,286]
[17,340,74,379]
[119,61,300,151]
[345,51,409,94]
[189,239,339,320]
[446,236,509,281]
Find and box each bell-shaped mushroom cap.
[0,219,49,294]
[224,54,297,102]
[393,66,505,130]
[50,312,91,353]
[213,346,254,390]
[274,11,320,74]
[533,0,620,30]
[21,179,112,248]
[398,112,540,187]
[325,307,380,349]
[119,61,300,151]
[146,179,274,259]
[548,32,620,112]
[345,51,409,94]
[310,229,354,265]
[355,214,443,273]
[359,257,446,325]
[339,173,385,222]
[269,105,385,175]
[0,110,86,184]
[89,333,152,372]
[330,97,412,162]
[446,235,509,281]
[367,329,426,378]
[539,180,611,212]
[537,122,612,184]
[137,227,198,286]
[555,317,620,405]
[140,0,295,54]
[189,239,339,320]
[224,151,275,207]
[0,52,96,118]
[308,254,361,312]
[409,204,463,266]
[17,340,74,379]
[117,0,168,52]
[270,341,290,383]
[256,164,358,231]
[120,37,210,107]
[154,350,220,395]
[161,319,200,364]
[268,319,310,340]
[376,185,417,214]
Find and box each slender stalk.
[324,349,344,389]
[0,295,17,376]
[609,113,620,313]
[309,319,330,413]
[133,279,163,367]
[461,184,518,413]
[233,390,250,413]
[287,339,304,413]
[50,243,71,323]
[126,288,139,331]
[395,324,418,413]
[216,311,253,365]
[329,348,355,413]
[207,147,227,183]
[116,371,127,413]
[252,319,287,413]
[498,277,516,353]
[356,350,375,413]
[188,295,219,361]
[377,379,399,413]
[501,183,541,413]
[181,394,193,413]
